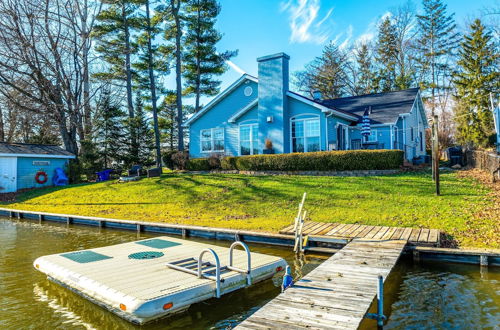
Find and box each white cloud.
[354,11,392,45]
[339,25,353,50]
[225,60,246,75]
[280,0,333,44]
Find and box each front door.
[337,125,348,150]
[0,157,17,193]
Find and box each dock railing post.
[377,275,384,329]
[365,275,387,329]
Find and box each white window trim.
[200,128,225,153]
[239,123,259,156]
[290,115,321,153]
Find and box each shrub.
[186,158,211,171]
[171,151,189,170]
[162,150,177,170]
[220,150,403,171]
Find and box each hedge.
[186,158,212,171]
[219,150,404,171]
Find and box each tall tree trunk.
[0,105,4,142]
[145,0,162,167]
[82,0,92,138]
[171,0,184,151]
[123,3,137,159]
[194,0,201,112]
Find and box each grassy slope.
[3,171,498,248]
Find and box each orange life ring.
[35,171,48,184]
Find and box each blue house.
[0,143,74,193]
[184,52,428,161]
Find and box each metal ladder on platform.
[165,241,252,298]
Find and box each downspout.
[325,112,333,151]
[390,125,394,150]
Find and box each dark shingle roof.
[319,88,420,125]
[0,142,74,157]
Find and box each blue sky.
[197,0,497,103]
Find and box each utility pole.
[432,115,440,195]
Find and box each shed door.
[0,157,17,193]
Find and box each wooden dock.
[236,239,407,330]
[280,221,440,246]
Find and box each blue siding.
[17,157,69,189]
[189,79,258,158]
[287,97,327,151]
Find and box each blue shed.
[0,143,75,193]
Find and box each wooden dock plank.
[335,224,355,236]
[381,227,398,240]
[400,227,413,241]
[372,226,390,240]
[308,222,331,235]
[326,223,348,236]
[317,223,339,235]
[390,227,405,240]
[408,228,421,242]
[235,239,407,330]
[303,222,326,235]
[418,228,430,243]
[428,229,439,244]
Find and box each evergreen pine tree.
[355,43,377,95]
[376,17,399,92]
[94,90,126,168]
[93,0,141,160]
[183,0,237,112]
[453,19,499,147]
[133,93,155,165]
[415,0,460,115]
[295,43,352,99]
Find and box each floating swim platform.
[33,236,287,324]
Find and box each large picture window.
[201,128,224,152]
[291,117,320,152]
[240,124,258,155]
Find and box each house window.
[292,117,320,152]
[201,128,224,152]
[365,130,378,142]
[240,124,258,155]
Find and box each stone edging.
[188,169,401,177]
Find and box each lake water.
[0,218,498,329]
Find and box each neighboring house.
[0,143,75,193]
[184,52,428,161]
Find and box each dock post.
[480,255,488,267]
[365,275,387,329]
[376,275,385,329]
[38,214,44,222]
[9,211,13,218]
[234,233,240,242]
[182,228,187,238]
[17,212,22,219]
[413,250,420,262]
[136,224,142,233]
[66,217,72,225]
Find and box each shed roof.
[319,88,420,125]
[0,142,75,158]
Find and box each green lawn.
[3,171,498,248]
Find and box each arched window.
[291,115,320,152]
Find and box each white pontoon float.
[33,236,287,324]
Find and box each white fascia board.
[0,153,75,159]
[286,92,358,121]
[228,99,258,123]
[183,74,258,127]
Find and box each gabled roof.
[0,142,75,158]
[287,91,358,121]
[319,88,421,125]
[228,99,258,123]
[183,74,258,127]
